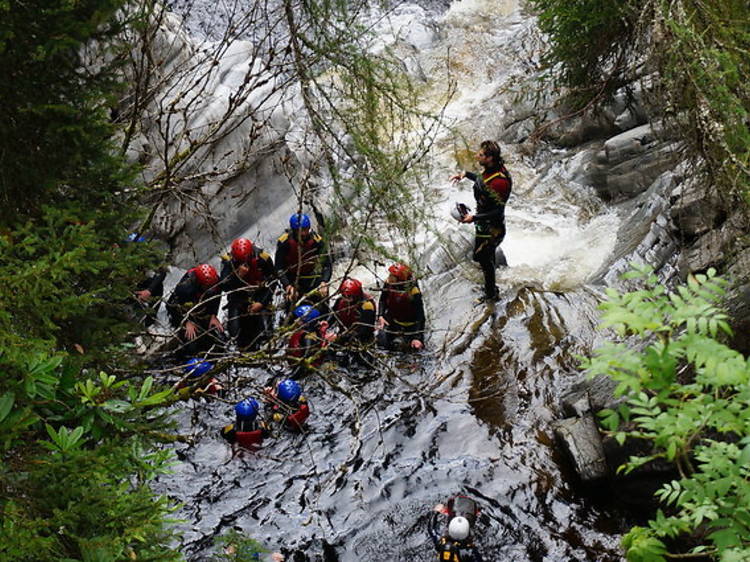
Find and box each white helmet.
[448,516,470,541]
[450,202,471,222]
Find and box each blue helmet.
[289,213,311,230]
[235,398,259,420]
[294,305,321,324]
[184,358,213,378]
[126,232,147,243]
[277,379,301,403]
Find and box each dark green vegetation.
[582,266,750,560]
[0,1,180,559]
[530,0,750,205]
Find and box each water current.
[154,1,634,559]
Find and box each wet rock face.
[522,78,750,331]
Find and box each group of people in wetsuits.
[131,139,510,561]
[162,212,426,362]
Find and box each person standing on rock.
[429,501,484,562]
[450,140,512,303]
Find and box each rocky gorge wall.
[501,79,750,355]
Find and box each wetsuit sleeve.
[428,512,442,548]
[275,239,291,288]
[260,252,277,281]
[411,287,426,341]
[166,273,192,326]
[315,238,332,284]
[255,253,277,306]
[378,287,390,323]
[355,301,376,340]
[464,171,477,182]
[143,268,167,297]
[201,285,222,317]
[219,256,233,283]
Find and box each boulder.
[553,392,608,481]
[594,141,681,202]
[602,123,660,166]
[670,178,723,240]
[553,415,608,482]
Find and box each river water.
[154,1,632,560]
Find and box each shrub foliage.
[582,265,750,560]
[0,0,180,559]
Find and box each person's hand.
[184,321,198,340]
[322,324,337,343]
[450,172,465,183]
[271,554,285,562]
[434,503,446,513]
[135,289,152,302]
[249,302,264,314]
[460,214,475,224]
[209,315,224,333]
[317,281,329,297]
[410,339,423,350]
[376,317,388,330]
[285,284,296,301]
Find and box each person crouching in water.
[287,304,335,377]
[264,379,310,432]
[330,277,375,365]
[429,501,483,562]
[220,398,269,450]
[175,358,223,399]
[376,263,425,351]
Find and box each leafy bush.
[582,265,750,560]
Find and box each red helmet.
[194,264,219,288]
[340,278,363,299]
[388,263,412,282]
[231,238,254,262]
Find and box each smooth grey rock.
[614,106,647,131]
[678,210,748,277]
[602,123,658,166]
[595,142,681,202]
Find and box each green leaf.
[0,392,14,422]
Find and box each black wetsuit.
[466,164,511,299]
[134,268,166,327]
[377,281,425,350]
[166,269,222,356]
[219,248,276,349]
[428,512,484,562]
[275,229,332,298]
